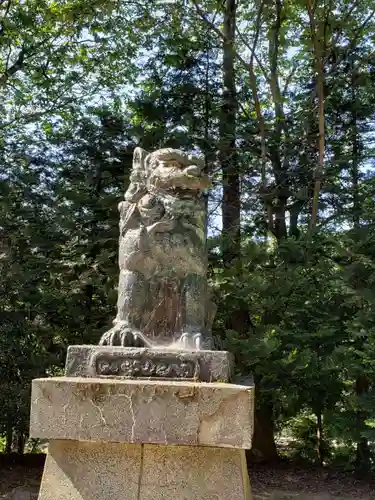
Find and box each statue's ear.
[132,147,148,171]
[124,147,149,201]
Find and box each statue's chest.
[137,194,164,225]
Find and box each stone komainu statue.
[99,147,216,350]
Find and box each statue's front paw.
[99,325,145,347]
[99,328,115,346]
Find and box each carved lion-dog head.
[144,148,211,196]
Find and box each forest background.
[1,0,375,474]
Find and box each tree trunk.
[307,0,326,235]
[273,195,288,241]
[350,68,370,474]
[220,0,240,268]
[220,0,253,338]
[268,0,288,242]
[17,432,26,455]
[355,375,371,473]
[316,408,324,466]
[351,67,360,228]
[5,423,12,454]
[197,0,277,458]
[289,201,303,238]
[250,395,279,462]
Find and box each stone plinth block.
[65,345,234,382]
[38,440,251,500]
[30,377,254,448]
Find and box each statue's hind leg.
[99,270,151,347]
[179,274,208,350]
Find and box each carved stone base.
[30,376,254,500]
[31,377,254,500]
[37,441,252,500]
[30,377,254,446]
[65,345,234,382]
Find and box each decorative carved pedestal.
[65,345,234,382]
[30,355,254,500]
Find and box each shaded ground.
[249,463,375,499]
[0,455,374,499]
[0,455,44,499]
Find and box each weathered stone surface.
[141,444,251,500]
[99,147,216,350]
[38,440,141,500]
[37,440,252,500]
[65,345,234,382]
[30,377,254,448]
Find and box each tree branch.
[332,0,368,47]
[282,63,298,97]
[191,0,253,73]
[247,1,268,187]
[234,26,269,81]
[0,0,12,36]
[328,8,375,76]
[0,36,59,88]
[0,47,25,87]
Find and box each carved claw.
[146,218,176,236]
[180,332,191,349]
[179,332,203,350]
[193,333,202,350]
[99,324,150,348]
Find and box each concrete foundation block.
[30,377,254,449]
[30,375,254,500]
[38,440,252,500]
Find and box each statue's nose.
[185,165,201,176]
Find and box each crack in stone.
[197,392,245,446]
[117,392,136,441]
[136,444,144,500]
[90,397,107,427]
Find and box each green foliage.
[0,0,375,475]
[211,233,375,469]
